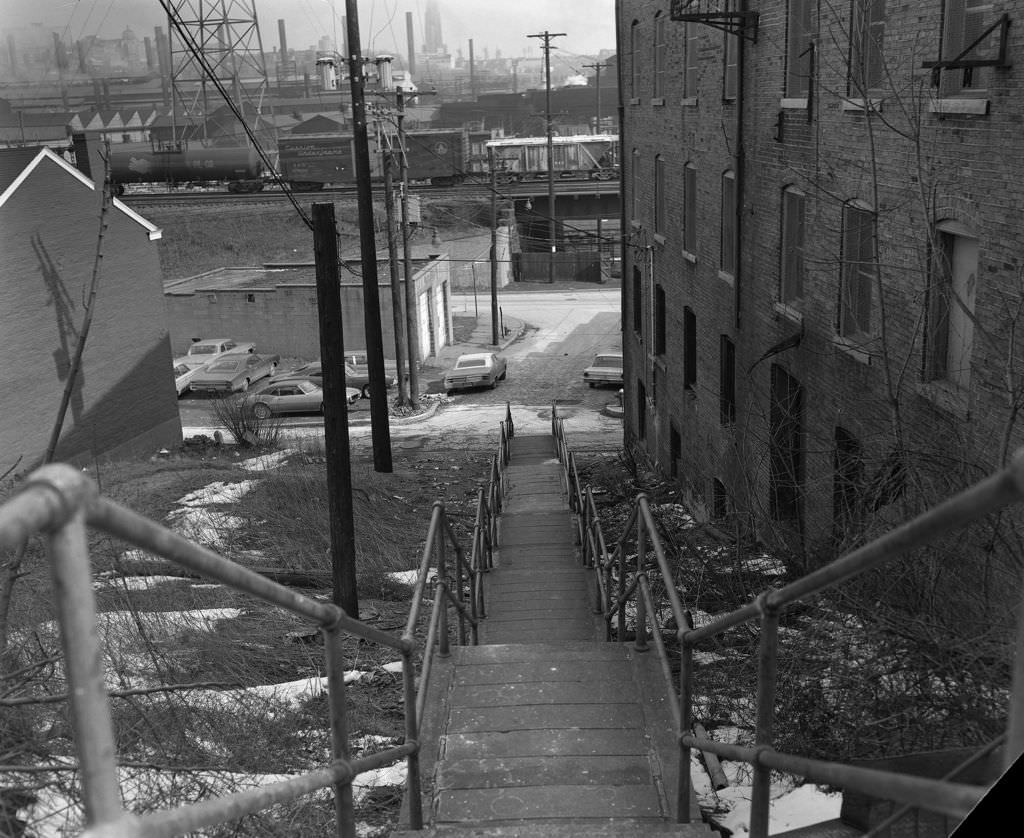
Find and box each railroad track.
[120,180,620,209]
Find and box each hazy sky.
[2,1,617,59]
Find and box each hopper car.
[486,135,619,183]
[108,142,264,194]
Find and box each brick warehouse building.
[0,146,182,472]
[617,0,1024,552]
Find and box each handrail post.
[634,517,648,653]
[402,644,423,829]
[437,508,451,658]
[677,623,694,823]
[506,401,514,439]
[749,595,781,838]
[49,503,125,829]
[324,619,356,837]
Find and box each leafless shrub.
[210,393,282,448]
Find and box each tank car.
[108,143,264,193]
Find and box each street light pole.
[528,30,565,285]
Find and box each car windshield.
[189,345,219,355]
[297,381,320,393]
[595,355,623,368]
[208,359,242,372]
[456,358,487,368]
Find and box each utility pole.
[397,87,422,408]
[583,61,607,132]
[382,146,410,405]
[528,30,565,285]
[312,202,359,619]
[489,146,500,345]
[345,0,392,472]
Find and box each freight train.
[276,128,494,191]
[105,131,620,194]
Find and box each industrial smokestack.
[406,11,416,77]
[277,19,288,61]
[154,26,168,76]
[76,40,87,74]
[6,34,17,73]
[468,39,476,100]
[144,36,155,70]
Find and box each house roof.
[0,146,162,241]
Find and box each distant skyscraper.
[424,0,444,54]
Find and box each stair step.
[391,817,715,837]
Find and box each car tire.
[361,385,371,399]
[319,403,325,415]
[253,403,271,419]
[446,390,453,396]
[499,370,507,380]
[490,379,497,390]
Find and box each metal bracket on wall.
[670,0,760,43]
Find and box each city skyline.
[1,1,617,64]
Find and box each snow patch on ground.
[175,480,256,506]
[238,450,293,471]
[386,568,437,586]
[165,507,246,548]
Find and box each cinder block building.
[0,146,182,472]
[163,252,456,362]
[618,1,1024,552]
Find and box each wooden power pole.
[528,30,565,285]
[345,0,392,472]
[312,202,359,618]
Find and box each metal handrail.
[548,416,1024,835]
[0,412,516,838]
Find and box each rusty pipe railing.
[548,419,1024,835]
[1,412,516,838]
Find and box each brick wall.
[1,157,182,472]
[620,0,1024,549]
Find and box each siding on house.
[0,148,181,471]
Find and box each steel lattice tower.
[165,0,271,147]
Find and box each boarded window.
[786,0,814,97]
[839,204,875,338]
[721,171,736,276]
[684,307,697,390]
[769,364,803,524]
[654,13,667,98]
[719,335,736,424]
[781,189,805,303]
[655,285,667,355]
[683,164,697,255]
[851,0,887,93]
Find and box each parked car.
[269,360,397,398]
[583,350,624,388]
[189,353,280,393]
[246,379,360,418]
[174,338,255,366]
[443,352,508,394]
[344,350,406,383]
[173,360,209,397]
